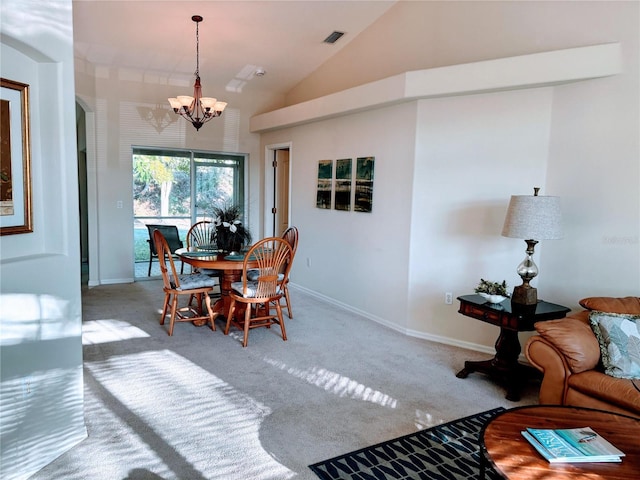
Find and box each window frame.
[132,145,249,225]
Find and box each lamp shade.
[502,194,563,240]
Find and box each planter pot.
[215,226,247,253]
[479,293,507,304]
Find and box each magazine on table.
[521,427,625,463]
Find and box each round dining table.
[176,247,259,325]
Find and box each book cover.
[521,427,624,463]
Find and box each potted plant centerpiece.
[212,202,252,254]
[475,278,510,304]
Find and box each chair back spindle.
[241,238,291,299]
[187,221,216,249]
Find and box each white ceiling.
[72,1,397,99]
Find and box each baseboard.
[89,279,526,361]
[99,277,135,285]
[290,283,497,356]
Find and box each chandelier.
[168,15,227,131]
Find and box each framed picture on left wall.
[1,78,32,235]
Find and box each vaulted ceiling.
[73,1,396,100]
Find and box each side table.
[455,294,570,401]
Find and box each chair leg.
[203,292,215,331]
[160,292,170,325]
[148,257,152,276]
[284,285,293,319]
[242,303,252,347]
[224,299,236,335]
[195,293,203,314]
[168,295,179,336]
[275,301,287,341]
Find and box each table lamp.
[501,187,563,305]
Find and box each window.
[132,146,247,276]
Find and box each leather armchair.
[525,296,640,417]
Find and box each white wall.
[409,88,555,347]
[260,85,559,349]
[261,102,418,328]
[260,1,639,351]
[545,54,640,304]
[0,1,86,479]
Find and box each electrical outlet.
[445,292,453,305]
[306,257,311,267]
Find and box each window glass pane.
[194,162,235,220]
[194,153,246,218]
[133,153,190,217]
[132,146,246,278]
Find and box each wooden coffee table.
[480,405,640,479]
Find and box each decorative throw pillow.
[589,311,640,379]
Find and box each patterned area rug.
[309,407,505,480]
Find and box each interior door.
[274,149,290,236]
[265,147,291,237]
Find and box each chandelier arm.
[178,109,195,122]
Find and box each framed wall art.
[1,78,32,235]
[334,158,352,211]
[354,156,374,213]
[316,159,332,209]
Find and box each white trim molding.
[250,43,621,133]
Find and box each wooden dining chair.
[154,229,216,335]
[247,226,299,318]
[224,237,292,347]
[186,220,222,301]
[279,226,299,318]
[186,221,222,272]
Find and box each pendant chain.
[195,21,200,77]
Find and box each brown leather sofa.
[525,296,640,418]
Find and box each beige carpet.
[29,280,537,480]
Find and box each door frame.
[263,142,292,238]
[76,97,100,287]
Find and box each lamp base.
[511,285,537,305]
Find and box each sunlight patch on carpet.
[414,408,443,430]
[263,356,397,408]
[86,350,296,480]
[82,319,150,345]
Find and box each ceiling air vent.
[323,31,345,44]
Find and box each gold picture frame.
[1,78,32,235]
